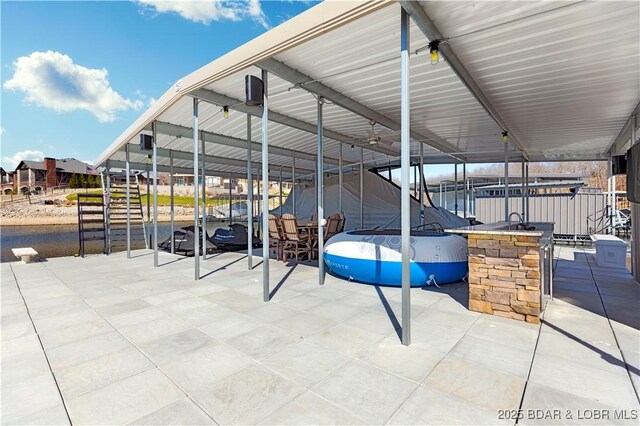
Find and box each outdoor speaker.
[140,134,153,151]
[245,75,264,106]
[612,154,627,175]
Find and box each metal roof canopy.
[96,1,639,172]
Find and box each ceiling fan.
[365,120,397,146]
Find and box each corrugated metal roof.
[94,0,639,173]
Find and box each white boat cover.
[277,170,470,230]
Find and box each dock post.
[292,153,296,216]
[521,160,525,221]
[360,147,364,228]
[400,6,411,346]
[170,150,174,254]
[462,162,467,219]
[125,144,131,258]
[247,115,253,270]
[202,133,207,260]
[338,143,343,212]
[454,163,458,216]
[152,122,158,267]
[317,96,325,285]
[420,143,424,224]
[504,134,510,221]
[193,98,200,280]
[261,70,270,301]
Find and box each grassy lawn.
[66,188,288,209]
[65,191,261,207]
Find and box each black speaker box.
[245,75,264,106]
[612,154,627,175]
[140,134,153,151]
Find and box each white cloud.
[3,51,143,122]
[2,149,44,170]
[0,127,4,136]
[148,97,157,106]
[137,0,269,28]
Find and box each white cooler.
[591,235,628,269]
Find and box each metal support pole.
[462,162,467,219]
[279,166,283,215]
[631,115,638,278]
[444,182,447,210]
[169,150,174,254]
[292,154,296,216]
[419,143,424,225]
[338,143,343,212]
[400,7,411,346]
[466,175,471,219]
[228,172,232,225]
[439,182,442,207]
[317,97,325,285]
[454,163,459,216]
[247,115,253,270]
[125,145,131,258]
[152,122,158,267]
[257,164,261,238]
[105,162,111,255]
[608,159,613,234]
[504,139,509,221]
[146,160,151,249]
[202,133,207,260]
[525,163,530,220]
[192,98,200,280]
[360,147,364,228]
[521,160,526,221]
[411,164,422,198]
[261,70,270,302]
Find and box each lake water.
[0,221,231,263]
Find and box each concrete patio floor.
[1,246,638,425]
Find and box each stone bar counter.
[445,222,554,324]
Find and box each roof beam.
[608,101,640,156]
[400,0,530,161]
[153,120,339,166]
[190,88,399,157]
[258,57,465,162]
[125,144,315,175]
[107,160,305,181]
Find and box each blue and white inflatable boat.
[323,230,468,286]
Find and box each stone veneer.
[467,233,541,324]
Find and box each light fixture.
[351,144,355,151]
[429,40,440,65]
[223,106,229,119]
[502,131,509,142]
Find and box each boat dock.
[2,248,638,424]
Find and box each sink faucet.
[508,212,523,229]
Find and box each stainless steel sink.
[506,223,536,231]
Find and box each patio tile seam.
[8,261,73,426]
[513,311,545,425]
[39,260,221,426]
[384,310,485,423]
[253,388,369,425]
[584,251,640,404]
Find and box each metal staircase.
[106,172,148,253]
[77,193,107,257]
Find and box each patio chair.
[337,212,346,233]
[324,213,342,241]
[280,214,312,262]
[268,214,284,261]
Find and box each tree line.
[68,173,101,189]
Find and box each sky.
[0,0,318,170]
